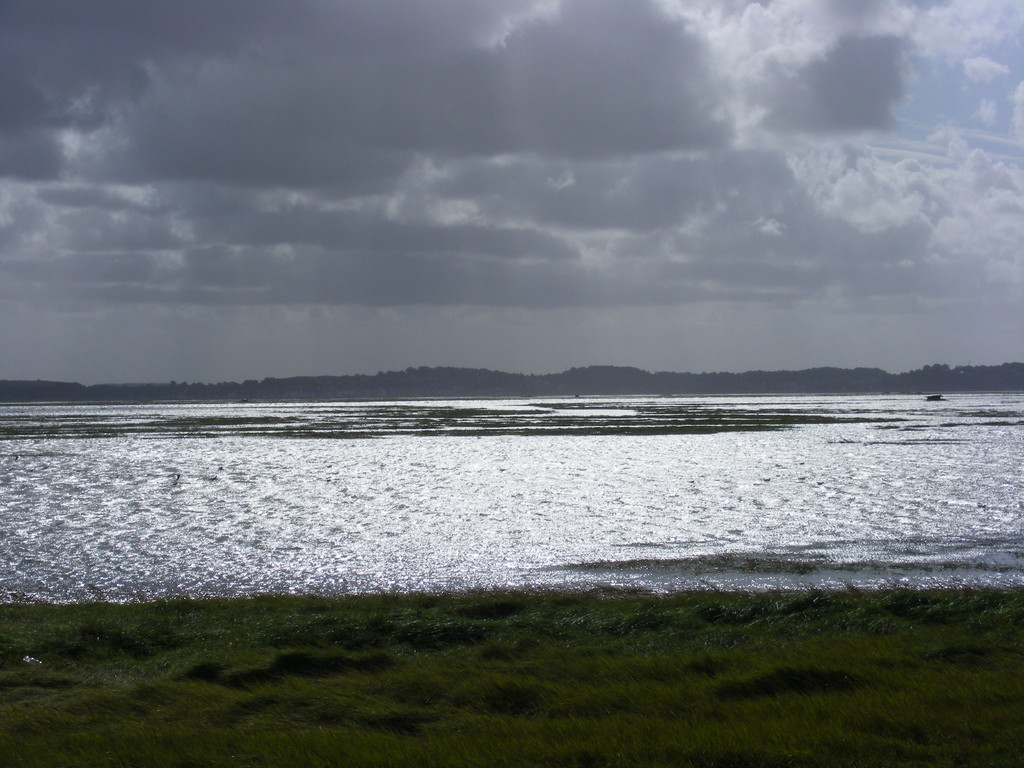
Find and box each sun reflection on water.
[1,393,1021,601]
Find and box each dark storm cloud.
[426,147,936,281]
[0,52,53,134]
[60,251,699,308]
[462,0,727,156]
[427,150,801,233]
[195,207,579,262]
[765,35,905,132]
[0,0,282,171]
[51,210,183,254]
[662,221,934,297]
[1,203,936,312]
[3,252,165,287]
[0,132,63,179]
[0,0,323,110]
[0,135,986,316]
[37,186,153,212]
[0,0,727,186]
[99,0,725,190]
[1,0,1022,383]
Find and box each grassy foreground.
[1,589,1023,767]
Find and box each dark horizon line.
[6,360,1024,388]
[1,361,1022,401]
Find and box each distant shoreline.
[1,362,1022,401]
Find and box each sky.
[1,0,1022,384]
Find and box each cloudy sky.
[1,0,1022,383]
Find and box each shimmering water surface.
[2,394,1022,601]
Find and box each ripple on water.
[0,393,1022,601]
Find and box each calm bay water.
[1,393,1022,602]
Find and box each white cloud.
[912,0,1024,60]
[673,0,914,142]
[963,56,1011,83]
[1013,81,1024,142]
[975,99,998,125]
[755,217,785,236]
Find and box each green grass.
[1,589,1023,766]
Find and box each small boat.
[925,394,944,401]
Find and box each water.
[1,394,1021,601]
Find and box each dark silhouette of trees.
[1,363,1021,402]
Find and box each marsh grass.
[0,403,904,440]
[1,589,1023,766]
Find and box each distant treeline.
[1,362,1022,402]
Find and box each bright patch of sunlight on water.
[1,394,1021,601]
